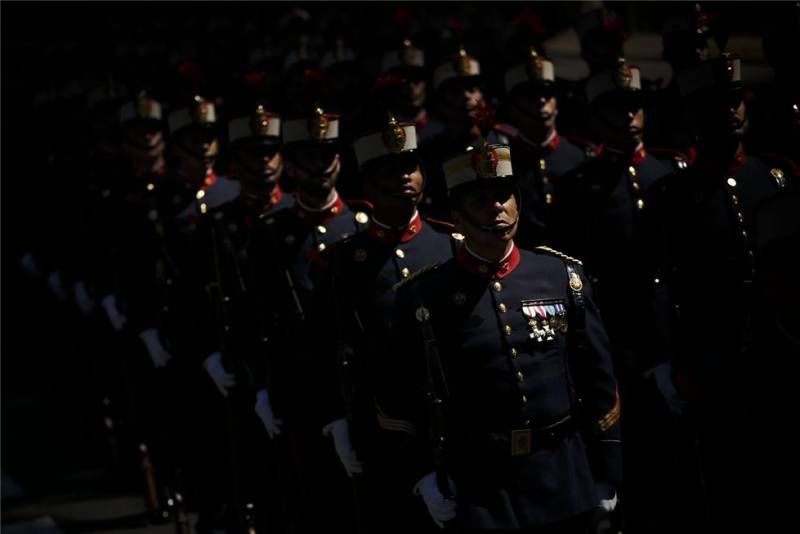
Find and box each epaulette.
[424,216,464,242]
[534,245,583,266]
[565,135,601,159]
[391,262,440,292]
[649,146,690,171]
[493,122,519,141]
[761,153,799,181]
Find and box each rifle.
[409,280,454,505]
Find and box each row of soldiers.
[12,3,799,534]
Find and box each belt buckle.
[510,428,532,456]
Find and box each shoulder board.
[534,245,583,266]
[565,135,601,158]
[391,262,441,292]
[493,122,519,140]
[648,147,690,170]
[423,216,454,231]
[760,153,799,178]
[344,198,375,213]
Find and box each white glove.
[19,252,41,276]
[202,351,236,397]
[414,471,457,528]
[651,361,687,415]
[254,389,283,439]
[139,328,173,368]
[596,482,618,513]
[101,294,128,331]
[73,281,96,315]
[321,418,363,477]
[46,271,68,302]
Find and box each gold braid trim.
[534,246,584,266]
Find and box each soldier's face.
[290,153,341,198]
[409,80,427,108]
[443,81,484,124]
[369,155,424,202]
[453,181,519,243]
[511,88,558,138]
[236,149,284,194]
[697,90,748,139]
[593,95,644,151]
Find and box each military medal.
[521,299,567,342]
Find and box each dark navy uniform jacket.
[247,193,368,412]
[644,147,790,395]
[313,211,461,447]
[193,185,295,377]
[505,129,587,250]
[385,243,621,529]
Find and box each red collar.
[457,242,521,279]
[295,192,346,226]
[241,186,284,214]
[368,210,423,244]
[414,110,430,131]
[541,130,561,155]
[630,144,647,166]
[727,144,747,175]
[134,161,168,179]
[202,169,217,189]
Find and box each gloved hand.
[101,295,128,331]
[414,471,457,528]
[202,352,236,397]
[651,361,687,415]
[254,389,283,439]
[321,418,363,477]
[46,271,68,302]
[73,281,96,315]
[139,328,172,368]
[595,481,618,513]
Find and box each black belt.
[488,415,577,457]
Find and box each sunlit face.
[452,180,519,245]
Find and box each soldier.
[314,114,461,533]
[419,46,496,219]
[647,52,793,531]
[383,142,621,531]
[499,48,587,249]
[377,38,430,130]
[245,104,368,532]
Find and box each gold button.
[748,250,754,257]
[401,267,411,278]
[317,225,327,234]
[539,159,546,171]
[521,395,528,404]
[731,195,739,205]
[636,198,645,210]
[654,278,660,284]
[741,230,747,238]
[318,243,327,252]
[727,177,737,187]
[355,212,369,224]
[409,225,418,233]
[631,181,641,191]
[504,325,512,336]
[517,371,524,383]
[330,206,339,214]
[146,183,155,191]
[545,193,553,204]
[200,203,208,214]
[542,176,550,185]
[493,281,502,292]
[737,212,744,222]
[628,165,637,176]
[498,303,507,313]
[395,249,405,259]
[196,189,206,200]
